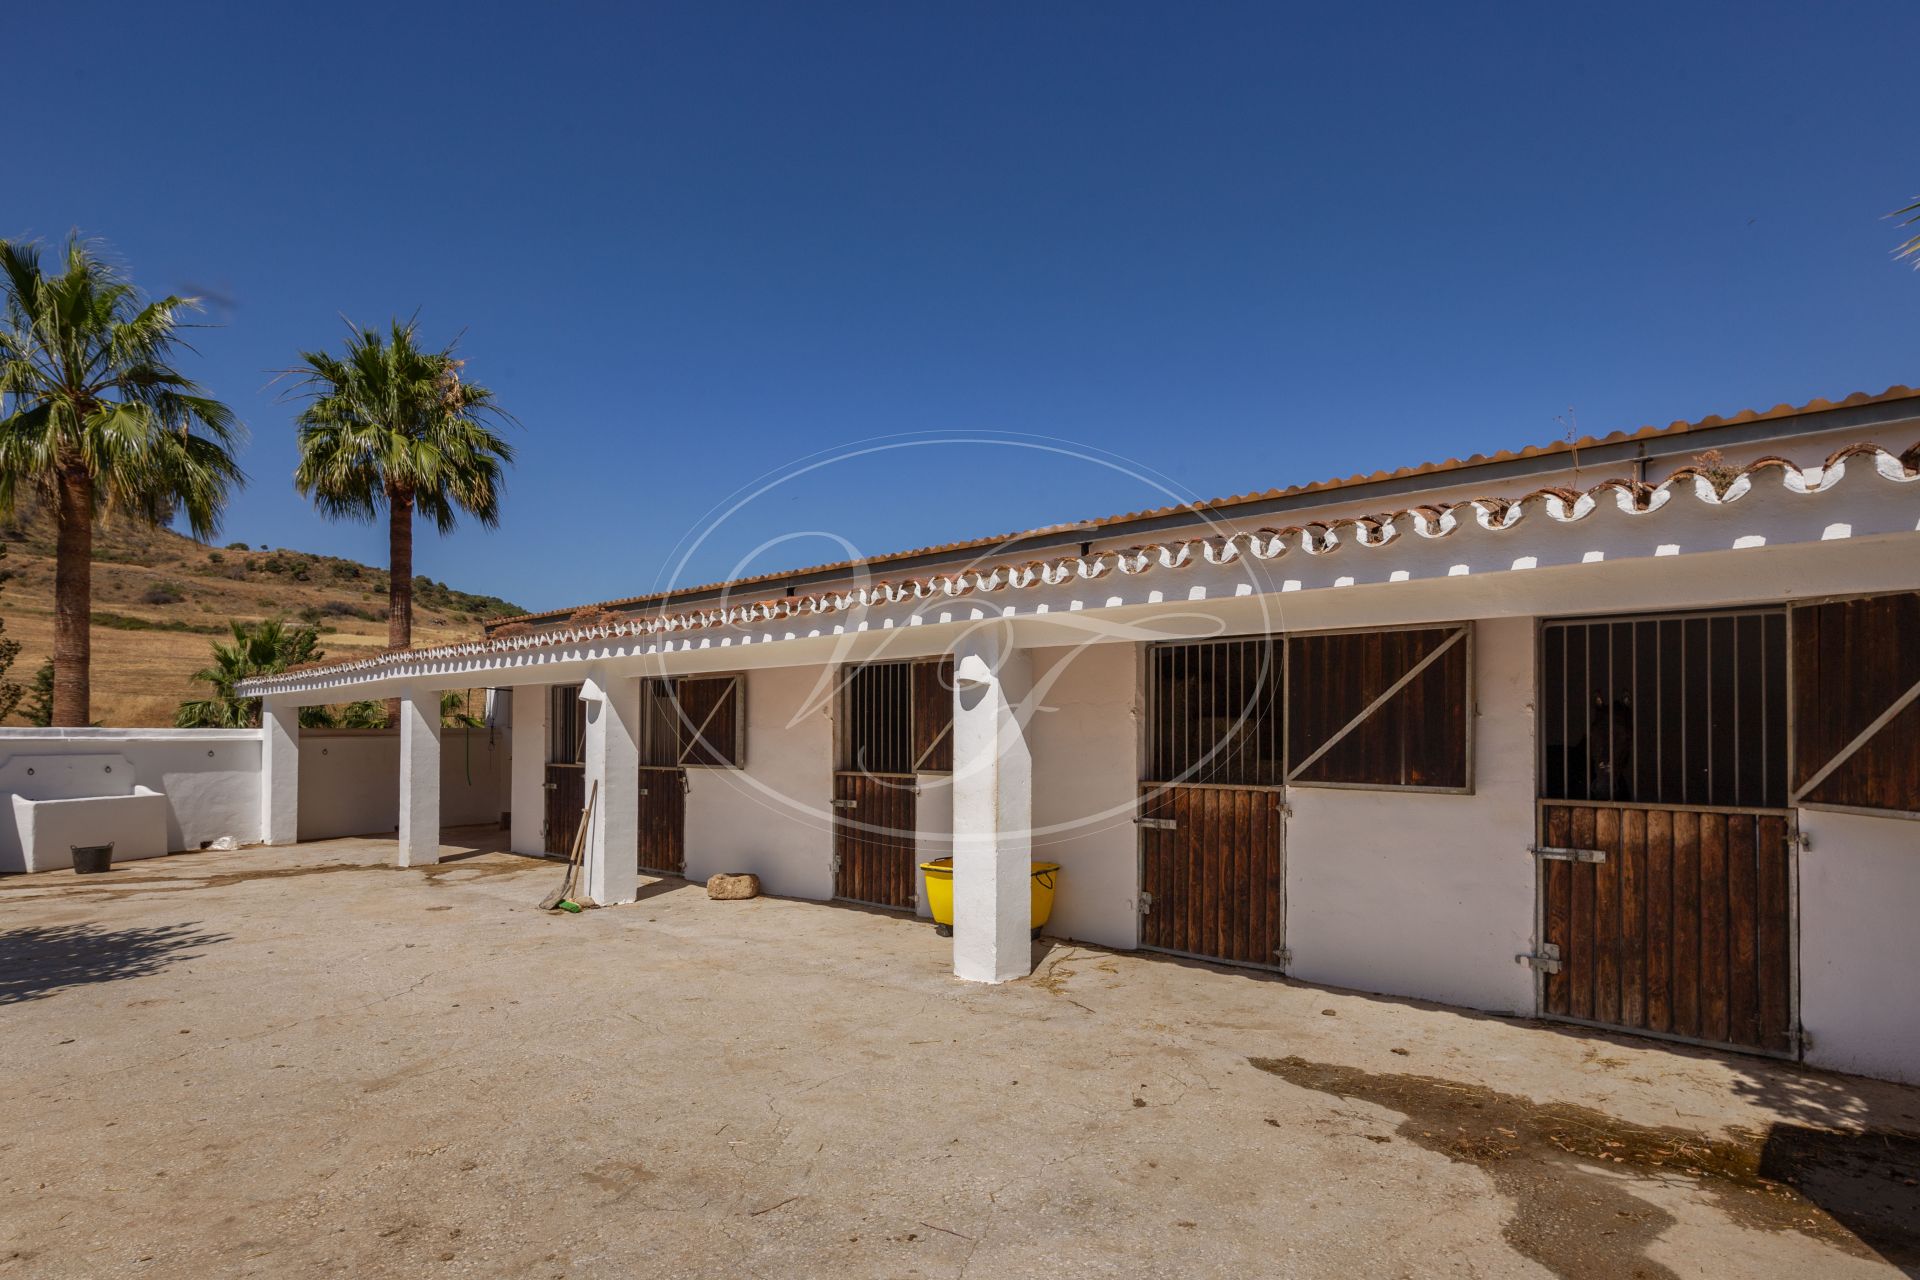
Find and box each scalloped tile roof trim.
[490,383,1920,627]
[237,443,1920,697]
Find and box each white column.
[260,696,301,846]
[581,668,640,906]
[509,684,549,856]
[397,685,443,867]
[950,627,1035,983]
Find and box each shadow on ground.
[1759,1126,1920,1274]
[1253,1054,1920,1278]
[0,921,230,1005]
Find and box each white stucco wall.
[1797,808,1920,1084]
[508,684,548,855]
[298,728,506,842]
[683,664,835,899]
[1282,617,1538,1014]
[1028,641,1142,950]
[913,772,952,918]
[0,730,261,871]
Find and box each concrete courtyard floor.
[1,829,1917,1279]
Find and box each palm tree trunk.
[52,464,94,727]
[386,486,415,725]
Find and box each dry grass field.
[0,505,518,727]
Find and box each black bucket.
[70,843,114,875]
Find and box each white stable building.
[238,386,1920,1084]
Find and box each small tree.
[176,619,334,728]
[331,691,480,730]
[337,699,389,729]
[442,689,483,728]
[20,658,52,726]
[0,544,24,722]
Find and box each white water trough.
[0,752,169,873]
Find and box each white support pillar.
[950,627,1035,983]
[580,668,640,906]
[397,685,443,867]
[260,696,301,846]
[509,684,550,856]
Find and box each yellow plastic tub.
[919,857,1060,939]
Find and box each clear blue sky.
[16,2,1918,612]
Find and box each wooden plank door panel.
[1540,802,1792,1055]
[544,764,584,857]
[1139,784,1283,969]
[637,766,686,875]
[833,773,917,910]
[1139,785,1177,953]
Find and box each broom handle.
[565,780,598,895]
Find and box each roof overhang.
[238,443,1920,702]
[490,385,1920,626]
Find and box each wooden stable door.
[832,773,918,909]
[544,763,584,857]
[1138,784,1285,968]
[1539,803,1794,1055]
[542,762,684,874]
[637,766,686,876]
[831,657,947,911]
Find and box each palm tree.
[175,618,334,728]
[0,237,244,724]
[289,319,512,683]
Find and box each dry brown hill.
[0,504,519,727]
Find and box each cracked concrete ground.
[2,827,1916,1279]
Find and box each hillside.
[0,504,520,727]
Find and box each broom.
[539,779,597,912]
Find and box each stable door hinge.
[1137,891,1153,915]
[831,799,857,811]
[1517,943,1563,974]
[1136,817,1176,831]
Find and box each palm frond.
[173,617,326,727]
[0,233,243,536]
[289,317,517,628]
[1895,195,1920,268]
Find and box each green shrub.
[92,611,223,635]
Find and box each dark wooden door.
[1539,802,1794,1055]
[544,763,585,857]
[637,766,686,876]
[833,772,918,909]
[1138,784,1286,968]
